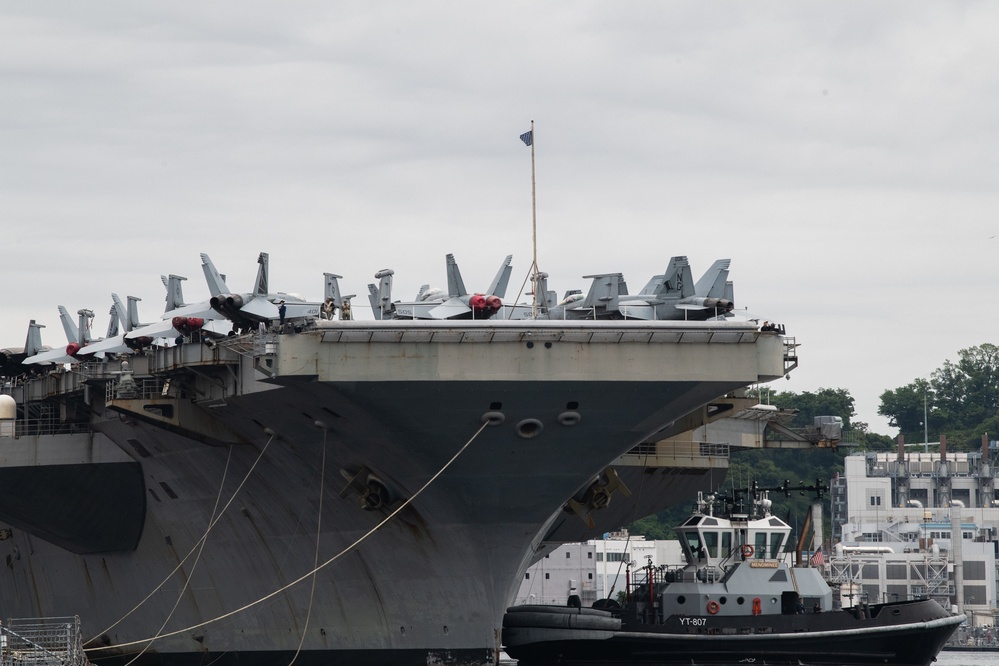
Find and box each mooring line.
[287,426,327,666]
[89,434,274,643]
[89,421,488,652]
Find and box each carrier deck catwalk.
[0,319,794,666]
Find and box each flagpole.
[529,120,538,318]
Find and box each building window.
[525,573,530,580]
[566,552,571,559]
[588,552,593,559]
[588,573,593,580]
[596,553,603,562]
[870,496,881,506]
[545,573,550,580]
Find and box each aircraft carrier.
[0,313,794,665]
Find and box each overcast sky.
[2,2,996,435]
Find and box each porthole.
[557,411,581,426]
[481,411,505,426]
[517,419,544,439]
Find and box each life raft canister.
[706,600,720,615]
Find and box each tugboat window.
[681,531,702,561]
[722,532,732,558]
[704,531,719,558]
[755,532,768,558]
[770,532,784,558]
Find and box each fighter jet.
[208,252,326,330]
[369,254,517,320]
[0,320,48,375]
[76,295,164,357]
[544,256,735,321]
[23,307,96,365]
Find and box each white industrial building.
[515,530,684,606]
[829,435,998,628]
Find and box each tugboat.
[503,483,964,666]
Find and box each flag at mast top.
[519,130,533,146]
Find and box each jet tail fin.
[164,274,187,312]
[678,260,695,298]
[111,294,128,332]
[57,306,78,344]
[254,252,269,296]
[445,254,467,297]
[581,273,627,311]
[126,296,142,330]
[105,304,120,338]
[637,256,685,297]
[76,309,94,345]
[324,273,345,308]
[367,269,395,320]
[694,259,731,298]
[533,272,556,312]
[200,253,230,297]
[486,255,513,298]
[24,320,45,358]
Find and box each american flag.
[519,130,533,146]
[809,547,824,567]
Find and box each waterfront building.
[515,531,683,606]
[829,437,999,628]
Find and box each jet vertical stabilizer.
[580,273,627,312]
[57,306,78,344]
[24,321,45,358]
[445,254,467,298]
[200,254,230,297]
[76,309,95,345]
[111,295,128,332]
[254,252,269,297]
[367,270,395,320]
[533,272,556,312]
[694,259,731,299]
[126,296,142,330]
[486,255,514,299]
[324,273,355,310]
[164,275,188,312]
[105,304,120,338]
[637,256,688,298]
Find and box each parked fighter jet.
[76,295,162,357]
[368,254,518,320]
[0,321,48,375]
[23,307,96,365]
[123,254,234,342]
[209,252,327,330]
[544,256,735,321]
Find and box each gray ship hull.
[0,321,791,665]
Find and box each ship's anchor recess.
[565,467,632,529]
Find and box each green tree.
[878,344,999,448]
[749,387,856,429]
[932,344,999,431]
[878,378,936,435]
